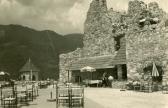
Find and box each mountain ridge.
[0,24,83,80]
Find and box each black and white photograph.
[0,0,168,108]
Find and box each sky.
[0,0,168,35]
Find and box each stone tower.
[83,0,116,57]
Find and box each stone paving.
[85,88,168,108]
[1,86,168,108]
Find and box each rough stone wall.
[83,0,127,57]
[126,0,168,80]
[59,48,82,82]
[83,0,112,57]
[59,0,168,82]
[59,0,125,82]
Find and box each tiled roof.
[68,55,116,70]
[68,37,126,70]
[20,59,40,72]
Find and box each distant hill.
[62,33,84,53]
[0,24,83,80]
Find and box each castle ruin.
[59,0,168,85]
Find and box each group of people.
[102,72,114,88]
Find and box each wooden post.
[68,70,70,83]
[68,85,72,108]
[117,65,123,80]
[56,82,58,108]
[0,85,2,105]
[50,91,52,99]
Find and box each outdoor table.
[88,80,102,87]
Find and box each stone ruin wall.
[126,1,168,80]
[59,0,168,82]
[59,48,82,82]
[59,0,123,82]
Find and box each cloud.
[0,0,167,34]
[0,0,82,34]
[66,0,91,33]
[107,0,129,11]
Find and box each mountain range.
[0,24,83,80]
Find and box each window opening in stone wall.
[114,36,123,51]
[114,37,120,51]
[139,19,145,28]
[150,19,158,25]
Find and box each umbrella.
[80,66,96,80]
[0,71,10,81]
[0,71,10,76]
[80,66,96,72]
[151,62,159,77]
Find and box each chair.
[142,83,153,93]
[26,84,34,101]
[133,81,141,91]
[56,85,84,108]
[0,86,17,108]
[71,87,84,107]
[15,85,28,103]
[56,86,69,108]
[162,85,168,94]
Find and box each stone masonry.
[59,0,168,83]
[126,0,168,80]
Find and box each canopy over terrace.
[68,46,127,82]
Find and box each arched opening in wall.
[143,65,163,82]
[32,75,36,81]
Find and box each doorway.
[32,75,36,81]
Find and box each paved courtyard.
[3,86,168,108]
[85,88,168,108]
